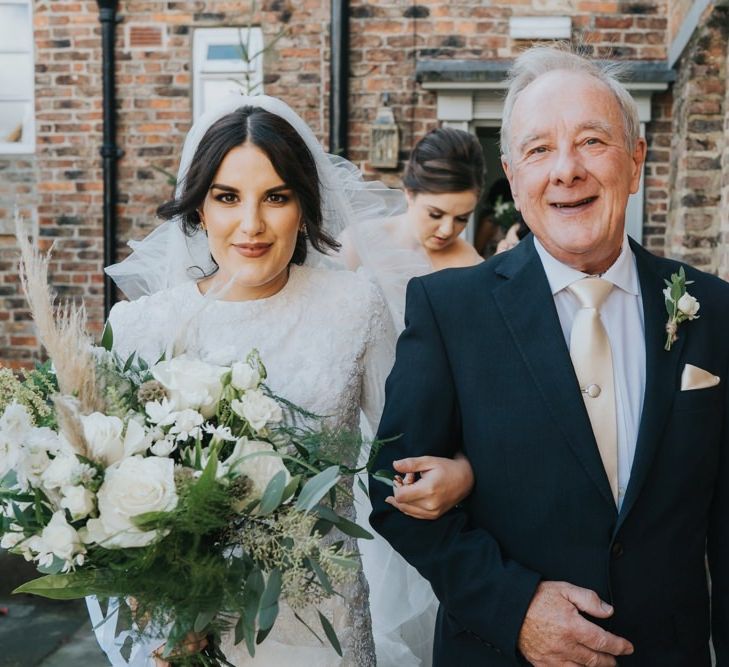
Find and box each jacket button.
[611,542,624,559]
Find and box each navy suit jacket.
[370,236,729,666]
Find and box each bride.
[88,95,474,666]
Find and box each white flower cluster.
[0,351,289,568]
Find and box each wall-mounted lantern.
[369,94,399,169]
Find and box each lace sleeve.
[359,280,397,436]
[106,292,177,365]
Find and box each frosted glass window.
[0,54,33,98]
[0,4,30,51]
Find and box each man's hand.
[385,452,475,519]
[518,581,633,666]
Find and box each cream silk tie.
[568,278,618,504]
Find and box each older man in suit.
[370,46,729,666]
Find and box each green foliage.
[0,362,58,428]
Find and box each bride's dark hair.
[157,106,340,265]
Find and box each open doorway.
[473,126,520,257]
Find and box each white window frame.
[0,0,34,155]
[192,27,264,121]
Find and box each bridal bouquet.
[0,225,374,666]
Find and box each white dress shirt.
[534,236,646,510]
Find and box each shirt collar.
[533,234,640,297]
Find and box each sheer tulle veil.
[105,94,406,299]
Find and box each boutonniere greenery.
[663,266,700,351]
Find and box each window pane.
[0,53,32,97]
[0,101,29,143]
[0,4,31,52]
[207,44,246,61]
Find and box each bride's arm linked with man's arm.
[369,277,541,658]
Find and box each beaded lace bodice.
[108,265,392,436]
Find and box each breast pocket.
[672,385,723,413]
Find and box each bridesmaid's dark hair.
[403,127,485,196]
[157,106,339,266]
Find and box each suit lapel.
[492,238,616,510]
[615,241,685,530]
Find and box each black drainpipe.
[97,0,121,318]
[329,0,349,157]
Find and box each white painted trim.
[668,0,712,68]
[509,16,572,40]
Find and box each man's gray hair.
[500,45,640,163]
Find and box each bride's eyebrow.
[266,184,292,194]
[209,183,238,193]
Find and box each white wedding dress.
[90,264,434,667]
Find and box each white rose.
[60,485,96,520]
[82,414,150,466]
[230,362,261,392]
[168,409,204,442]
[82,413,124,465]
[152,355,226,418]
[42,454,81,490]
[0,402,33,446]
[231,390,283,432]
[677,293,700,319]
[37,511,86,564]
[83,456,178,549]
[225,437,291,499]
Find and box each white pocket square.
[681,363,720,391]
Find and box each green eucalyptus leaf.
[371,469,395,487]
[123,352,136,373]
[257,470,288,516]
[318,610,342,656]
[295,466,340,513]
[257,569,281,632]
[194,609,217,634]
[37,555,66,575]
[280,474,300,504]
[356,476,370,499]
[305,557,333,595]
[332,515,373,540]
[100,322,113,351]
[13,573,90,600]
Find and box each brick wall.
[348,0,669,183]
[643,88,673,256]
[666,4,728,271]
[2,0,716,369]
